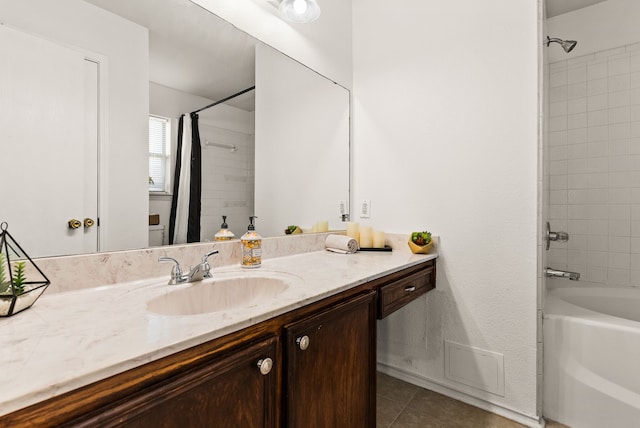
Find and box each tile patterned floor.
[376,373,570,428]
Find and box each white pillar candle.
[316,221,329,232]
[359,226,373,248]
[346,222,359,244]
[373,230,386,248]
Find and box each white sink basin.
[147,272,296,316]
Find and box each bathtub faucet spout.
[545,267,580,281]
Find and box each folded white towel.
[325,234,359,254]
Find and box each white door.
[0,25,99,257]
[83,59,99,255]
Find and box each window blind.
[149,115,170,193]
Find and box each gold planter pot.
[408,239,433,254]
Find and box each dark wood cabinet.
[377,261,435,318]
[2,261,434,427]
[284,292,376,428]
[65,336,278,428]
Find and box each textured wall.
[352,0,540,422]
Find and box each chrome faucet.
[159,250,219,285]
[544,267,580,281]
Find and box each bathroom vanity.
[0,245,436,427]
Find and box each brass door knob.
[84,218,95,228]
[68,219,82,229]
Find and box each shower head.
[546,36,577,53]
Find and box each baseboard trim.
[377,362,544,428]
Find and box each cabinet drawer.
[378,265,434,318]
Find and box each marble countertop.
[0,248,437,417]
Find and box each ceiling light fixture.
[278,0,321,23]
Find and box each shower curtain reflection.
[169,113,202,244]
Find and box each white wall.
[149,82,255,242]
[0,0,149,253]
[546,0,640,63]
[191,0,352,89]
[352,0,540,422]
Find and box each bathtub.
[544,287,640,428]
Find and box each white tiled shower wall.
[546,43,640,287]
[199,119,255,240]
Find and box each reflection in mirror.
[149,78,256,242]
[255,44,350,238]
[0,0,349,258]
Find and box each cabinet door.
[284,292,376,428]
[68,336,278,428]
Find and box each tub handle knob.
[545,222,569,250]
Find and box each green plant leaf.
[0,253,6,286]
[12,261,26,294]
[411,230,432,246]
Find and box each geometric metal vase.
[0,222,50,317]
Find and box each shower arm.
[546,36,562,46]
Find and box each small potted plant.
[408,231,433,254]
[284,225,303,235]
[0,222,50,317]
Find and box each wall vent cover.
[444,340,505,396]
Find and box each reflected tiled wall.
[199,120,255,240]
[546,43,640,287]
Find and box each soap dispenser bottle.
[241,216,262,268]
[214,215,235,241]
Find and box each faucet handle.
[202,250,219,263]
[545,221,570,250]
[202,250,219,278]
[159,256,183,284]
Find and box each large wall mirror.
[0,0,349,258]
